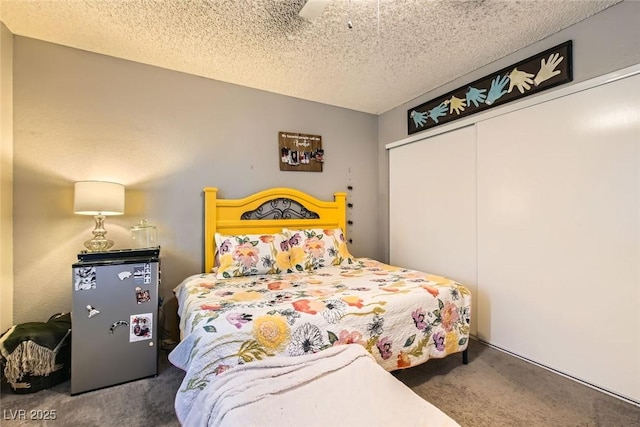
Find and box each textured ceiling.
[0,0,622,114]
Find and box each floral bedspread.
[169,258,471,389]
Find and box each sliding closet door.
[389,126,477,336]
[476,73,640,402]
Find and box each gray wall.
[377,0,640,263]
[10,0,640,332]
[12,37,378,334]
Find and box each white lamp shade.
[74,181,125,216]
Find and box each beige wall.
[12,37,378,334]
[0,22,14,332]
[378,0,640,263]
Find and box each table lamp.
[74,181,125,252]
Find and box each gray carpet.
[1,339,639,426]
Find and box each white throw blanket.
[173,343,460,427]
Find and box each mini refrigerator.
[71,248,160,395]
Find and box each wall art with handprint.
[408,41,572,135]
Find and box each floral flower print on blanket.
[332,330,365,346]
[253,315,289,351]
[173,258,472,393]
[376,337,393,359]
[226,313,252,329]
[289,323,325,356]
[412,308,428,331]
[441,302,460,332]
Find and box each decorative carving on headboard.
[241,198,320,220]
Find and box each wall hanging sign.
[279,131,324,172]
[407,40,573,135]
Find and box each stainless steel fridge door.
[71,260,159,395]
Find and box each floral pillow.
[215,233,303,279]
[282,227,355,270]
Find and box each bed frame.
[204,187,347,273]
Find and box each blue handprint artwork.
[465,87,487,108]
[485,75,509,105]
[410,110,428,128]
[407,41,571,136]
[427,103,447,124]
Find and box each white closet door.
[389,125,477,336]
[476,73,640,402]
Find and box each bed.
[169,187,471,426]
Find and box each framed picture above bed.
[278,131,324,172]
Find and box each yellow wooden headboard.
[204,187,347,273]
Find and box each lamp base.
[84,237,115,252]
[83,214,115,252]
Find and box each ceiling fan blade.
[299,0,329,21]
